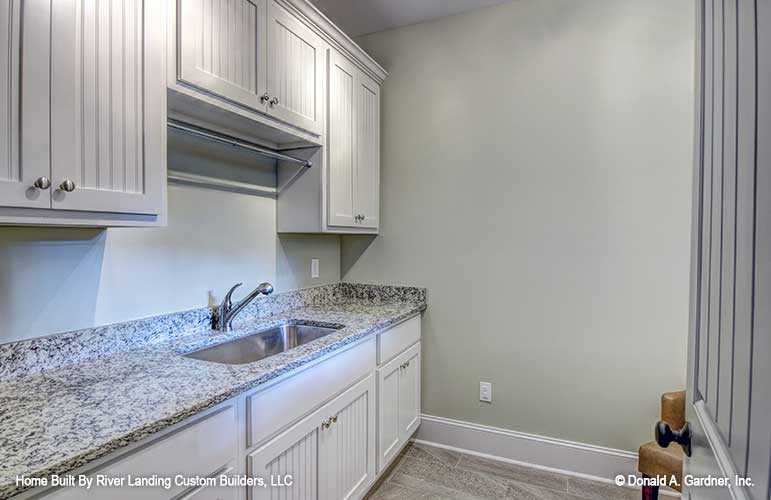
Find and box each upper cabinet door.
[267,0,324,135]
[0,0,51,209]
[355,72,380,229]
[49,0,166,215]
[327,49,357,227]
[178,0,268,112]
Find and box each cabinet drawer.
[246,337,376,448]
[43,405,237,500]
[378,315,421,365]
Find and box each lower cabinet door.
[377,342,421,473]
[398,344,421,439]
[376,354,402,472]
[247,409,322,500]
[248,374,375,500]
[319,374,376,500]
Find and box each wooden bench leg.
[641,474,659,500]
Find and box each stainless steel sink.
[183,323,341,365]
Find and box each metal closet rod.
[168,120,313,168]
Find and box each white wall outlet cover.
[311,258,320,278]
[479,381,492,403]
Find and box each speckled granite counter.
[0,283,426,499]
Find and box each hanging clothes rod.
[168,120,313,168]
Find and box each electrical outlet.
[479,382,492,403]
[311,259,320,279]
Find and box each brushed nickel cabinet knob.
[260,93,270,103]
[59,179,76,192]
[33,177,51,190]
[270,96,279,106]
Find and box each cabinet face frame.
[48,0,166,215]
[177,0,269,113]
[325,48,381,232]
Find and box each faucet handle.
[223,283,243,308]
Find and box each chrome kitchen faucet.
[217,282,274,332]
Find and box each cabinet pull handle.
[260,93,270,103]
[33,177,51,190]
[331,415,338,424]
[59,179,76,192]
[321,418,331,430]
[270,96,279,106]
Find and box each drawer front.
[246,337,376,448]
[43,405,237,500]
[378,315,421,365]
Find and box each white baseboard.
[415,414,680,498]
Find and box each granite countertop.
[0,283,426,499]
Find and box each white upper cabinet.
[0,0,167,225]
[178,0,268,112]
[171,0,326,141]
[325,48,381,232]
[277,45,383,234]
[267,0,324,136]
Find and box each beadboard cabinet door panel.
[248,404,322,500]
[50,0,166,215]
[398,345,421,438]
[267,0,324,135]
[376,357,401,473]
[0,0,51,209]
[319,374,376,500]
[326,49,357,227]
[178,0,268,112]
[354,72,380,229]
[376,342,421,473]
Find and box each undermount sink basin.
[183,323,341,365]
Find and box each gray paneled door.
[685,1,770,499]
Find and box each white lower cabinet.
[43,405,238,500]
[376,342,421,473]
[248,374,376,500]
[34,317,421,500]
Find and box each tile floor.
[364,442,641,500]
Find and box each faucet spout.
[217,282,274,332]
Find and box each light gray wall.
[0,132,340,343]
[345,0,695,452]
